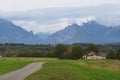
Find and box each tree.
[62,49,72,59]
[71,46,85,59]
[87,44,99,53]
[3,45,17,57]
[106,48,116,59]
[116,49,120,60]
[4,48,16,57]
[53,44,67,59]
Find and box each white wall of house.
[83,55,106,59]
[87,56,105,59]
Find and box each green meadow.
[25,59,120,80]
[0,58,31,75]
[0,58,120,80]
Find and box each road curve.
[0,62,44,80]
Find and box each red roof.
[86,52,101,56]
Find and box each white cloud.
[12,19,69,34]
[12,17,95,34]
[0,0,120,12]
[75,17,96,25]
[0,0,119,34]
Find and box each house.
[83,52,106,59]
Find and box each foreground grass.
[0,57,55,75]
[83,59,120,73]
[1,58,120,80]
[0,58,31,75]
[25,60,120,80]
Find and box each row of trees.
[3,48,54,57]
[54,44,120,60]
[53,44,99,59]
[53,44,85,59]
[2,43,120,60]
[2,44,54,57]
[106,48,120,59]
[2,44,99,59]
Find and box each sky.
[0,0,120,12]
[0,0,120,34]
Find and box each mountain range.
[47,20,120,44]
[0,18,41,44]
[0,18,120,44]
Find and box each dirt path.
[0,62,44,80]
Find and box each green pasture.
[0,58,120,80]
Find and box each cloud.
[75,17,96,25]
[12,18,70,34]
[1,4,120,34]
[0,0,120,12]
[12,17,95,34]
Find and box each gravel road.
[0,62,44,80]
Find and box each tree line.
[0,43,120,60]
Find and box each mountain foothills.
[0,18,120,44]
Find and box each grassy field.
[0,58,32,75]
[25,59,120,80]
[79,59,120,73]
[0,58,120,80]
[0,57,54,75]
